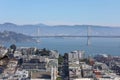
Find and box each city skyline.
[0,0,120,26]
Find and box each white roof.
[73,78,93,80]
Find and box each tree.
[35,49,40,55]
[40,48,50,56]
[56,77,62,80]
[58,54,64,65]
[10,44,16,53]
[63,53,68,59]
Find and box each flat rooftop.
[31,71,51,79]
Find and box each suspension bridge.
[32,27,120,46]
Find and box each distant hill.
[0,22,120,36]
[0,31,35,43]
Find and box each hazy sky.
[0,0,120,26]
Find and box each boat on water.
[36,39,40,43]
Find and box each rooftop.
[31,71,51,79]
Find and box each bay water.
[3,37,120,56]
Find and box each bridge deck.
[32,35,120,38]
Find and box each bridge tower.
[36,27,40,43]
[87,26,91,46]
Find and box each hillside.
[0,23,120,36]
[0,31,35,43]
